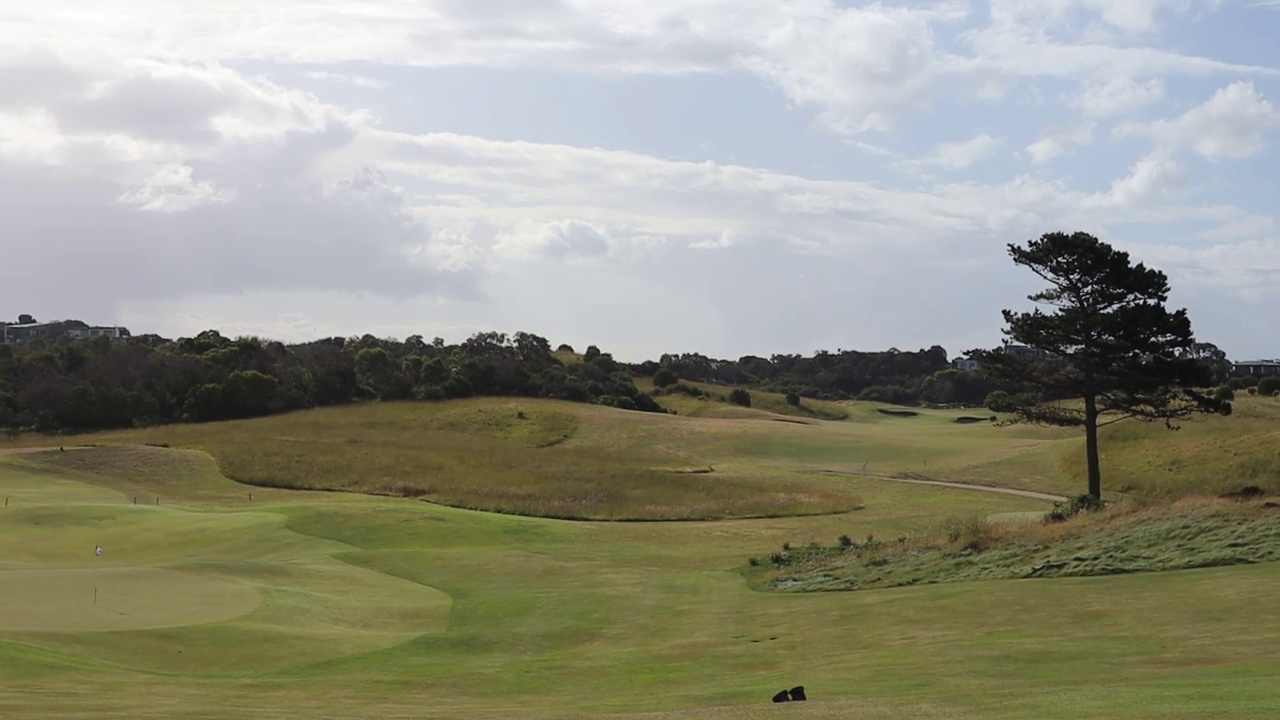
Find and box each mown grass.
[748,496,1280,593]
[2,419,1279,718]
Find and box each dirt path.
[816,469,1069,502]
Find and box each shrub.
[556,344,575,353]
[858,385,917,405]
[653,368,678,388]
[1214,385,1235,401]
[728,388,752,407]
[785,391,801,407]
[748,557,761,567]
[942,515,992,551]
[1046,493,1104,523]
[838,534,854,548]
[671,383,706,398]
[1258,377,1280,396]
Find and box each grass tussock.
[752,494,1280,592]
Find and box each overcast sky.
[3,1,1278,362]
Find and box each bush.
[1214,385,1235,401]
[728,388,752,407]
[785,391,801,407]
[653,368,678,388]
[858,385,917,405]
[671,383,706,398]
[556,344,575,353]
[1258,377,1280,396]
[838,534,854,548]
[1046,493,1104,523]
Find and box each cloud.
[1090,152,1188,207]
[0,56,480,317]
[910,133,1004,171]
[3,4,1279,360]
[1027,123,1096,163]
[1073,76,1165,117]
[493,218,613,261]
[11,1,1272,142]
[1116,80,1280,160]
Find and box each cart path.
[816,469,1069,502]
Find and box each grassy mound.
[637,378,851,421]
[750,497,1280,593]
[11,400,865,521]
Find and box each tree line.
[0,330,665,434]
[0,320,1022,435]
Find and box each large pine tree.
[969,231,1231,499]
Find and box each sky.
[2,1,1279,362]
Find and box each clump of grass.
[748,495,1280,592]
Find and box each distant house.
[952,357,981,372]
[1002,344,1050,362]
[67,326,129,341]
[1,322,55,344]
[2,321,130,345]
[1233,359,1280,377]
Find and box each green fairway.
[1,398,1277,718]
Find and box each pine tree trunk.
[1083,393,1102,499]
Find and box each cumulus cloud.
[493,219,613,261]
[1026,123,1096,163]
[0,56,479,318]
[1116,80,1279,160]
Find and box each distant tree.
[1178,342,1233,385]
[652,368,678,388]
[728,388,752,407]
[17,314,35,324]
[969,231,1230,499]
[785,391,801,407]
[583,345,602,362]
[556,344,575,353]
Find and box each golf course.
[1,391,1277,719]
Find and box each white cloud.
[117,162,236,212]
[911,133,1004,171]
[1116,80,1280,160]
[1073,76,1165,117]
[1027,123,1096,163]
[9,1,1273,141]
[1089,152,1188,207]
[493,218,613,262]
[0,57,479,314]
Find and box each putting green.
[0,566,261,632]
